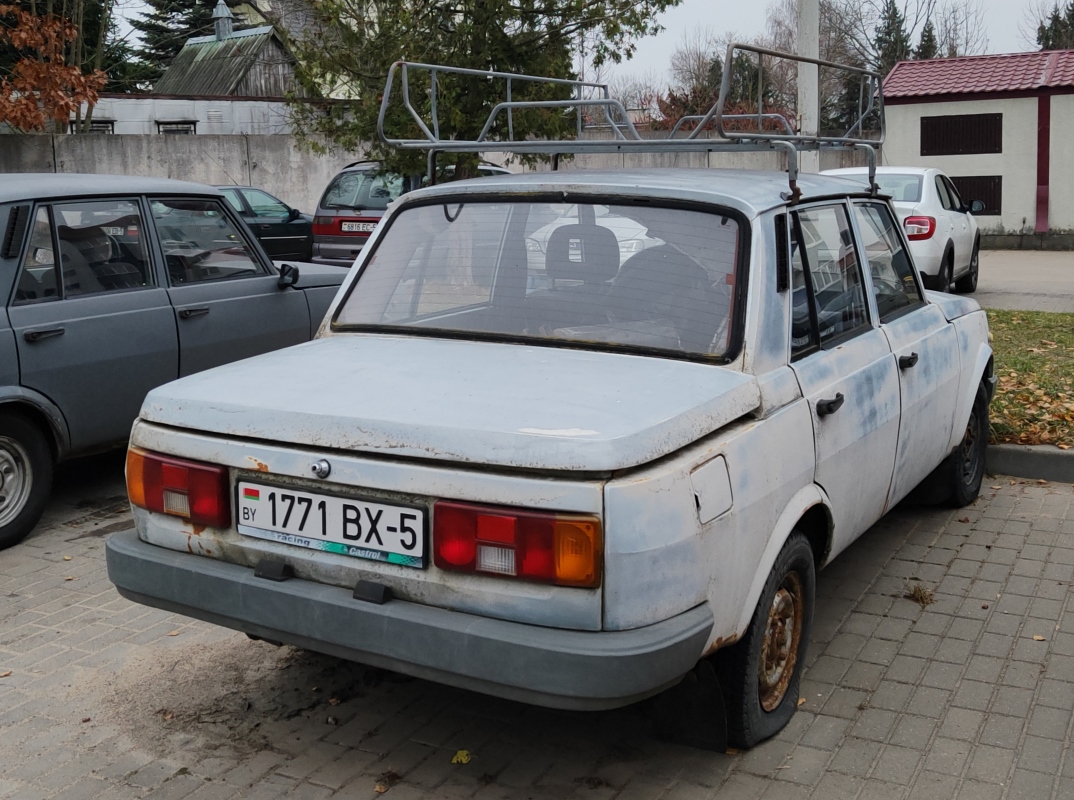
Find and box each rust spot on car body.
[703,633,739,656]
[247,457,270,472]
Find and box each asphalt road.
[976,250,1074,313]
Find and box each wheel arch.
[947,332,994,453]
[0,388,69,462]
[732,484,833,636]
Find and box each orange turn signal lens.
[554,519,602,587]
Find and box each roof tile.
[883,50,1074,98]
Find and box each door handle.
[178,307,210,319]
[23,327,65,342]
[898,352,919,370]
[817,392,845,417]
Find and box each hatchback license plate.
[341,221,376,233]
[236,481,426,567]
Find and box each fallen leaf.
[725,747,745,755]
[374,784,389,795]
[1033,635,1047,641]
[797,697,806,706]
[991,485,1002,489]
[451,750,472,765]
[63,555,72,561]
[0,671,11,678]
[166,630,180,637]
[80,717,91,723]
[329,697,340,706]
[982,604,990,609]
[64,576,75,582]
[958,517,970,523]
[164,712,174,721]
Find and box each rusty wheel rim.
[758,571,804,712]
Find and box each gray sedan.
[0,174,347,549]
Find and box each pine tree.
[1037,1,1074,49]
[914,19,939,60]
[873,0,912,76]
[130,0,233,86]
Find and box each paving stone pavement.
[2,454,1074,799]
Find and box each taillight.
[312,216,335,236]
[127,447,231,529]
[904,215,936,240]
[433,501,602,588]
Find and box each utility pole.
[797,0,820,172]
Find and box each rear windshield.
[320,169,405,211]
[333,200,743,360]
[875,174,923,203]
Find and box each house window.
[920,113,1002,156]
[157,121,196,135]
[949,176,1002,215]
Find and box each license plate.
[341,221,376,233]
[236,481,426,567]
[102,226,124,235]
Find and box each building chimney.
[212,0,234,40]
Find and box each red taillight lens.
[127,447,231,529]
[904,215,936,240]
[433,501,602,587]
[312,216,335,236]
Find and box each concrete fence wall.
[0,135,366,214]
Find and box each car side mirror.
[278,262,300,288]
[969,200,985,214]
[287,207,301,221]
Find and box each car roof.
[400,168,874,217]
[0,174,224,204]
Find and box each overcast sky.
[614,0,1039,85]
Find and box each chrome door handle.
[24,327,65,342]
[178,307,210,319]
[817,393,845,417]
[898,352,919,370]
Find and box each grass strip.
[987,309,1074,448]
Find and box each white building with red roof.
[884,50,1074,246]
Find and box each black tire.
[932,250,954,292]
[947,383,988,507]
[717,533,815,749]
[0,414,53,550]
[955,238,980,294]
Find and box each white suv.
[823,167,984,293]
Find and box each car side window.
[792,204,869,353]
[935,176,954,211]
[241,189,289,218]
[853,202,923,323]
[219,188,245,214]
[150,197,266,286]
[942,176,963,211]
[15,200,153,303]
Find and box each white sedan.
[823,167,984,293]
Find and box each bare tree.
[935,0,988,56]
[607,70,662,123]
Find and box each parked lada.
[106,168,993,748]
[0,174,347,549]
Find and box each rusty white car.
[105,165,994,749]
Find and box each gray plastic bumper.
[106,531,713,710]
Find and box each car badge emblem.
[311,459,331,479]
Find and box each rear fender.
[0,386,70,459]
[947,312,993,453]
[732,483,832,637]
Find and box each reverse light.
[127,447,231,529]
[433,501,602,588]
[904,215,936,241]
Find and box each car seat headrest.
[545,224,620,284]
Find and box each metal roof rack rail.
[377,43,884,202]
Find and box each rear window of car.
[320,169,404,211]
[874,174,923,203]
[333,200,743,360]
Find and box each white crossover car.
[823,167,984,293]
[106,168,994,750]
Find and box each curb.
[987,443,1074,483]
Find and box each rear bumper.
[106,531,713,710]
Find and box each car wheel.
[717,532,815,748]
[947,383,988,507]
[0,413,53,550]
[955,239,980,294]
[934,251,954,292]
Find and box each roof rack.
[376,43,884,202]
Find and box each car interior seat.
[58,236,105,297]
[525,223,621,330]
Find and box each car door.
[7,199,179,453]
[941,176,973,274]
[240,188,311,262]
[148,196,310,377]
[933,174,959,263]
[789,202,901,557]
[850,201,961,506]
